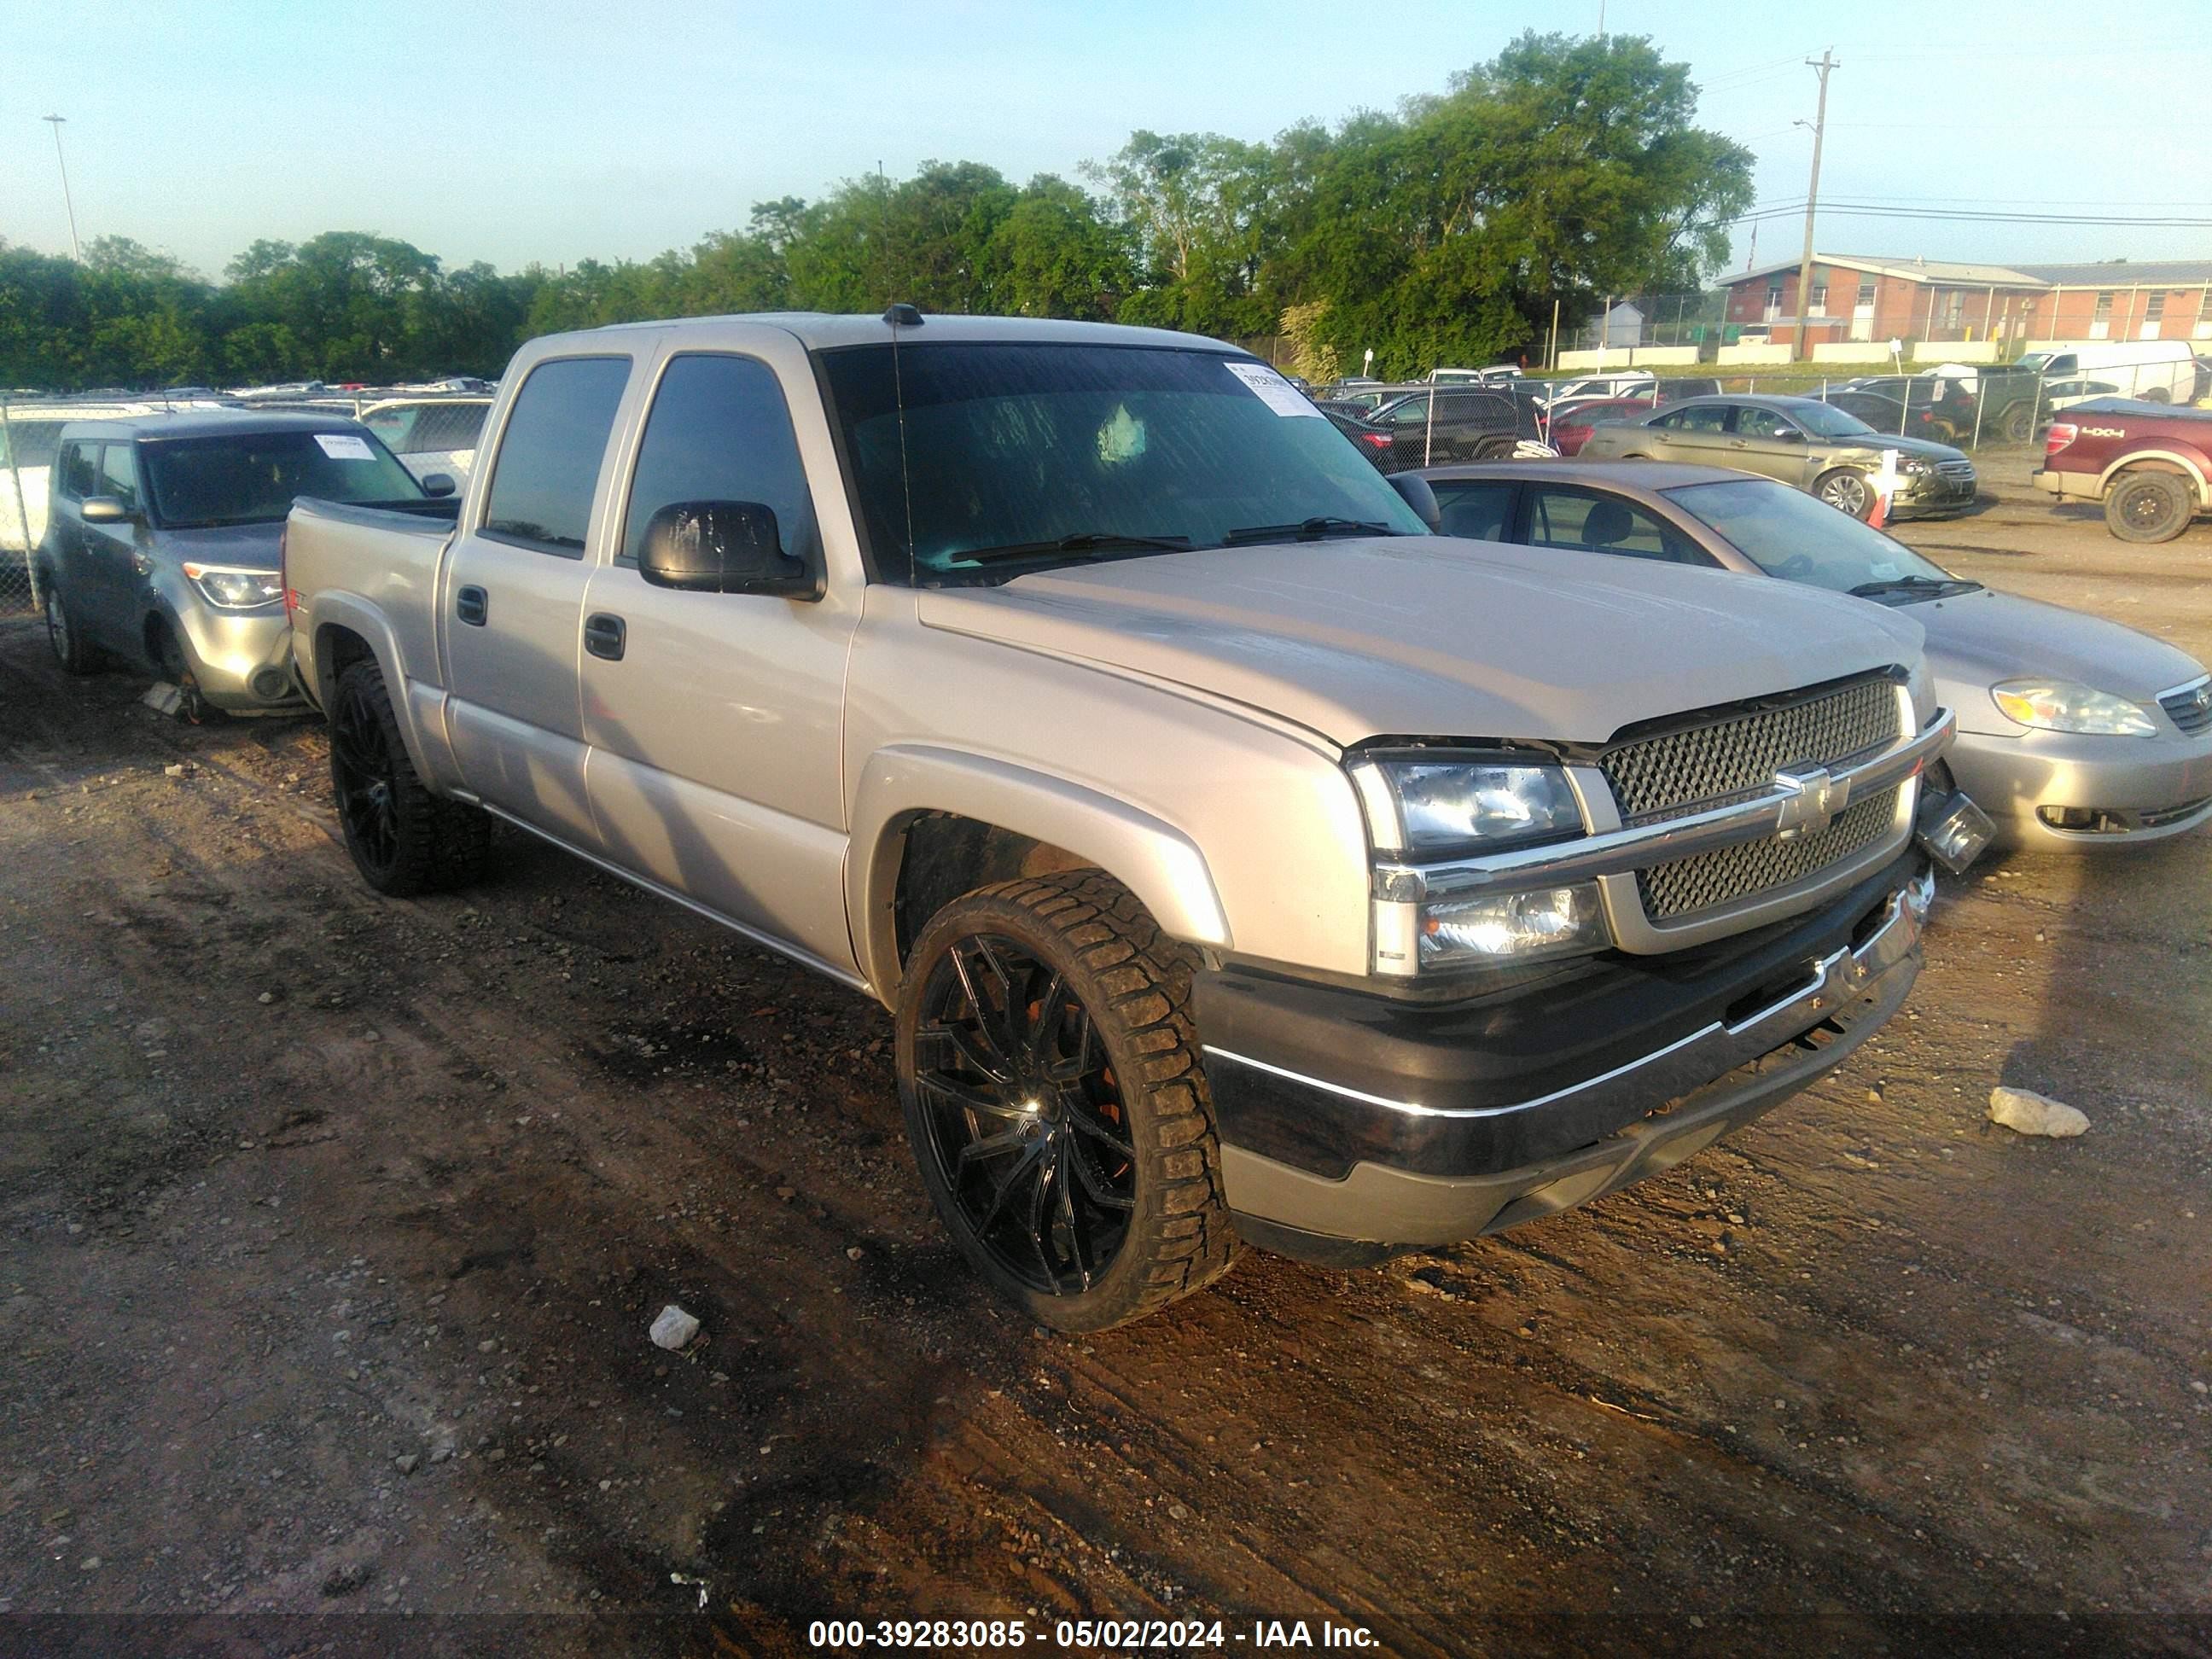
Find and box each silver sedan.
[1414,460,2212,849]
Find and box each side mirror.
[1772,428,1805,442]
[420,472,457,499]
[638,500,821,599]
[80,495,134,524]
[1388,472,1441,532]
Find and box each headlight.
[182,563,284,611]
[1348,753,1584,856]
[1418,884,1609,969]
[1990,680,2156,737]
[1901,457,1933,474]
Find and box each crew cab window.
[97,444,142,509]
[1524,488,1708,565]
[1654,405,1727,432]
[55,441,97,499]
[482,356,632,556]
[620,354,818,569]
[1731,407,1796,439]
[1432,481,1514,541]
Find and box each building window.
[1764,280,1784,321]
[2144,292,2168,339]
[2195,289,2212,341]
[1940,291,1965,328]
[1808,282,1829,316]
[1857,277,1877,307]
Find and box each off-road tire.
[897,870,1240,1331]
[43,581,96,675]
[1815,468,1877,521]
[2104,469,2193,544]
[330,659,492,896]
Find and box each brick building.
[1720,256,2212,348]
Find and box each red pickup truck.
[2034,397,2212,543]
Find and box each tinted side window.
[1732,407,1795,439]
[1526,489,1708,565]
[98,444,141,509]
[1433,481,1514,542]
[482,357,632,556]
[57,441,98,498]
[1657,405,1729,432]
[621,355,819,569]
[359,405,417,453]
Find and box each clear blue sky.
[3,0,2205,282]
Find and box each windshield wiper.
[953,532,1192,565]
[1221,516,1398,545]
[1848,575,1982,599]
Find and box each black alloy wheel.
[910,930,1136,1295]
[332,672,402,881]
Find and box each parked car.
[355,396,493,487]
[284,312,1953,1329]
[1320,406,1397,470]
[1,399,160,568]
[2034,397,2212,543]
[1539,371,1656,408]
[1417,459,2208,848]
[35,410,439,714]
[1367,384,1553,467]
[1544,397,1654,457]
[2014,341,2202,405]
[1577,394,1977,521]
[1812,388,1957,445]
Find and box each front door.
[84,442,151,659]
[442,352,637,844]
[578,349,860,976]
[1723,405,1816,486]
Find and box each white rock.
[1988,1086,2089,1139]
[649,1305,701,1351]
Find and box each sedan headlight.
[1900,457,1934,474]
[1990,679,2157,737]
[1348,753,1585,856]
[183,563,284,611]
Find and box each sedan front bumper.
[1949,723,2212,846]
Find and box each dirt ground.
[1,474,2208,1657]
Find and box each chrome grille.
[2160,679,2211,736]
[1639,788,1901,921]
[1936,460,1976,482]
[1600,677,1904,824]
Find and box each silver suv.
[37,410,438,713]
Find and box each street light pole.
[42,114,82,261]
[1792,52,1837,364]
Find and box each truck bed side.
[285,496,458,742]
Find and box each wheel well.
[143,612,182,675]
[317,624,375,701]
[892,814,1092,967]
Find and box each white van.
[354,396,493,487]
[1,401,161,556]
[2013,341,2201,403]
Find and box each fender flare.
[847,743,1232,1001]
[304,594,456,790]
[2099,448,2212,505]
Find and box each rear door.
[577,347,860,974]
[442,353,637,844]
[1642,402,1732,463]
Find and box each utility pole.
[1791,53,1837,362]
[42,114,82,261]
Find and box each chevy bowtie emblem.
[1774,764,1849,837]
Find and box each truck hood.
[1909,586,2208,733]
[917,538,1925,748]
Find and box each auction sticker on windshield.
[314,434,376,460]
[1224,362,1321,417]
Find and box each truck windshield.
[143,430,424,528]
[818,341,1428,584]
[1664,478,1976,601]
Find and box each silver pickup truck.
[283,312,1968,1330]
